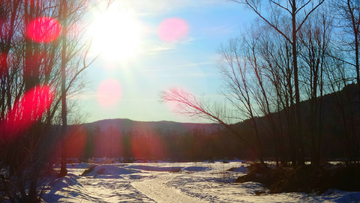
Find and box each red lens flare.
[27,17,61,43]
[64,126,87,158]
[0,53,6,76]
[130,134,149,160]
[159,18,189,42]
[130,126,167,160]
[94,127,123,158]
[0,86,54,141]
[97,79,122,107]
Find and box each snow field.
[42,161,360,203]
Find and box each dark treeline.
[237,83,360,165]
[61,124,244,161]
[162,0,360,167]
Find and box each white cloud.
[202,25,235,36]
[141,37,197,55]
[142,43,177,54]
[141,61,214,72]
[158,72,217,78]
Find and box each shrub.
[235,163,360,194]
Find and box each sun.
[88,8,142,62]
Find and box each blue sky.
[74,0,257,123]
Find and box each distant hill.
[83,118,220,134]
[82,84,359,138]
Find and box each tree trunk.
[292,0,304,166]
[59,0,68,177]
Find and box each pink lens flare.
[130,122,167,160]
[0,53,6,76]
[0,85,54,141]
[158,18,189,42]
[97,79,122,107]
[64,126,87,158]
[94,128,123,158]
[51,125,88,160]
[27,17,61,43]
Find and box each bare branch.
[295,0,311,15]
[296,0,326,32]
[230,0,292,43]
[270,0,292,14]
[161,88,259,155]
[325,52,356,67]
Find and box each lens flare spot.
[94,127,123,158]
[0,53,6,76]
[97,79,121,107]
[64,126,87,158]
[158,18,189,42]
[0,86,54,141]
[130,124,167,160]
[27,17,61,43]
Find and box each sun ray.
[88,6,142,63]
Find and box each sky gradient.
[74,0,257,124]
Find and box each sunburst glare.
[88,6,142,63]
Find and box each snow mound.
[83,165,132,176]
[182,166,211,172]
[42,174,85,202]
[127,165,183,172]
[51,174,82,190]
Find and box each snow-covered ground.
[42,160,360,203]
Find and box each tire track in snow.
[132,174,208,203]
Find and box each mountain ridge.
[82,118,220,134]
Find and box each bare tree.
[297,11,333,165]
[256,26,296,165]
[0,0,98,201]
[331,0,359,95]
[325,0,360,164]
[231,0,325,165]
[217,36,265,164]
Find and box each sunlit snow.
[40,160,360,203]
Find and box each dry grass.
[235,163,360,194]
